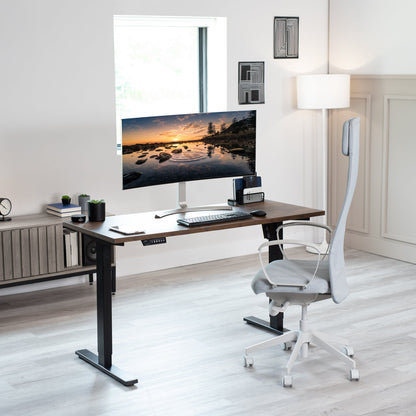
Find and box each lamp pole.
[307,107,329,253]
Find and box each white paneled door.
[329,76,416,264]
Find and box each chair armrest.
[276,221,332,257]
[258,239,322,288]
[277,221,333,236]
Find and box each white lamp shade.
[297,74,350,109]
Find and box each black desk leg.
[76,240,138,386]
[112,267,116,294]
[87,268,116,294]
[243,222,287,335]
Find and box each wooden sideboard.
[0,213,115,288]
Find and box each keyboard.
[177,211,252,227]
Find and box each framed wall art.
[238,61,265,105]
[274,17,299,59]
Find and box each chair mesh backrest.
[328,117,360,304]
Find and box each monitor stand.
[155,182,232,218]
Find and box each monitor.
[122,110,256,216]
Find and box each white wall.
[0,0,328,279]
[330,0,416,74]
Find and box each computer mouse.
[250,209,267,217]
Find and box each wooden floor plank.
[0,249,415,416]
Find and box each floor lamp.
[297,74,350,253]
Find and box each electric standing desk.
[65,200,324,386]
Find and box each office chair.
[244,117,360,387]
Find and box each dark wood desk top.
[64,200,324,245]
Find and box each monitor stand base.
[155,204,232,219]
[155,182,232,219]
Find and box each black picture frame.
[238,61,265,105]
[274,17,299,59]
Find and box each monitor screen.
[122,110,256,190]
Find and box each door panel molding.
[381,95,416,245]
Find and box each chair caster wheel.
[349,368,360,381]
[344,345,354,357]
[282,374,293,387]
[281,342,292,351]
[243,355,254,367]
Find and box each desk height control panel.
[142,237,167,246]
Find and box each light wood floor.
[1,249,415,416]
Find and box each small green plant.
[89,199,105,204]
[79,193,89,197]
[61,195,71,205]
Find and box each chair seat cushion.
[251,259,330,295]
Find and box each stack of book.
[46,203,81,217]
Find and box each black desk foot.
[243,316,288,336]
[76,349,138,386]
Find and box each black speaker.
[82,235,97,266]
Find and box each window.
[113,16,227,153]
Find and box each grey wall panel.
[38,227,48,275]
[46,225,57,273]
[20,228,31,277]
[11,230,22,279]
[55,225,64,272]
[29,227,40,276]
[2,231,13,280]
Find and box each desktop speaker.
[82,235,97,266]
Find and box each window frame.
[113,15,227,153]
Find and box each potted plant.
[78,194,90,212]
[88,199,106,222]
[61,195,71,205]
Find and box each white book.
[70,231,79,266]
[63,230,72,267]
[47,209,81,218]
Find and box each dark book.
[47,203,82,213]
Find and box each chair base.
[244,307,359,387]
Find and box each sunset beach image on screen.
[122,110,256,189]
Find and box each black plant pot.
[62,198,71,205]
[88,203,106,222]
